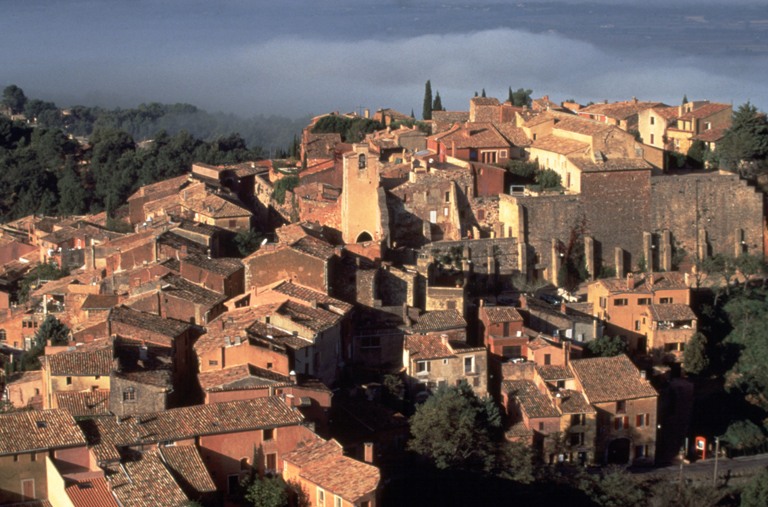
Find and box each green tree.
[721,419,766,454]
[491,441,534,483]
[244,475,289,507]
[35,316,70,346]
[272,175,299,205]
[510,88,534,108]
[57,165,87,215]
[683,332,709,375]
[506,160,538,180]
[432,91,443,112]
[687,139,706,169]
[422,80,433,121]
[579,466,645,507]
[536,168,561,189]
[586,336,628,358]
[741,467,768,507]
[408,381,500,471]
[682,94,688,105]
[2,85,27,114]
[18,262,69,304]
[235,229,264,257]
[481,88,486,98]
[717,102,768,175]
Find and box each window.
[614,416,629,430]
[317,488,326,507]
[263,428,274,441]
[502,322,510,337]
[0,329,5,341]
[266,453,277,473]
[650,133,655,145]
[416,361,430,374]
[660,297,673,304]
[66,377,72,385]
[464,356,475,374]
[599,297,606,309]
[123,387,136,402]
[477,209,485,221]
[616,400,626,414]
[614,298,628,306]
[334,496,343,507]
[446,300,457,310]
[227,475,241,496]
[358,153,366,169]
[445,191,450,203]
[636,413,650,427]
[31,452,36,462]
[502,345,521,358]
[571,413,585,426]
[705,121,712,130]
[637,298,651,305]
[208,360,218,366]
[360,335,381,349]
[229,220,237,228]
[544,354,551,366]
[538,422,545,431]
[570,432,585,446]
[650,116,655,125]
[634,321,641,331]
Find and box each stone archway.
[356,231,373,243]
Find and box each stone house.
[403,332,487,398]
[577,99,664,132]
[427,122,517,165]
[109,339,174,419]
[570,355,658,465]
[637,101,731,155]
[478,302,525,359]
[40,340,113,410]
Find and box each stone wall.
[651,172,764,260]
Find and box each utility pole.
[677,437,688,498]
[713,436,720,486]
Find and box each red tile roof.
[0,409,87,455]
[570,355,657,403]
[65,477,119,507]
[158,445,217,496]
[503,379,560,419]
[107,449,189,507]
[43,341,113,376]
[55,390,111,417]
[411,310,466,332]
[198,364,293,392]
[284,438,380,502]
[483,306,523,324]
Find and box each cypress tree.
[508,87,514,103]
[481,88,486,98]
[432,91,443,112]
[682,94,689,105]
[422,80,433,120]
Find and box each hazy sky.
[2,0,767,118]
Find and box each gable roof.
[272,280,353,315]
[181,254,243,277]
[109,306,191,339]
[158,446,217,497]
[55,390,111,418]
[570,355,657,403]
[197,364,293,392]
[0,409,87,455]
[503,379,560,419]
[43,341,113,377]
[107,450,189,507]
[411,309,466,332]
[284,438,380,502]
[647,303,697,322]
[65,477,119,507]
[483,306,523,324]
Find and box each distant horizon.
[3,1,767,119]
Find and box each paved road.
[633,453,768,484]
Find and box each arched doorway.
[606,437,631,464]
[356,231,373,243]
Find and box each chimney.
[626,272,634,291]
[364,108,370,119]
[364,442,374,463]
[684,272,690,287]
[310,300,317,309]
[441,333,449,348]
[402,303,410,328]
[560,302,567,315]
[648,273,655,287]
[519,294,528,309]
[563,341,571,367]
[640,370,647,380]
[554,391,563,409]
[289,370,297,384]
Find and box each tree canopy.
[2,85,27,114]
[717,102,768,176]
[509,88,533,107]
[408,381,501,471]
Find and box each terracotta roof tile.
[648,303,696,322]
[530,135,589,155]
[159,446,217,496]
[598,272,688,293]
[66,476,119,507]
[678,102,730,121]
[81,397,302,453]
[109,306,191,338]
[81,294,120,311]
[569,156,652,172]
[405,334,454,360]
[272,281,353,315]
[579,101,664,120]
[558,389,594,415]
[288,235,336,260]
[284,439,380,502]
[55,390,111,417]
[182,192,251,219]
[570,355,657,403]
[411,310,466,332]
[159,273,227,308]
[0,409,87,455]
[483,306,523,324]
[535,364,573,381]
[107,449,189,507]
[503,379,560,419]
[44,341,113,377]
[181,254,243,277]
[276,299,343,334]
[195,304,283,354]
[198,364,293,392]
[431,122,511,149]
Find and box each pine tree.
[432,91,443,112]
[422,80,433,121]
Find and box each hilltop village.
[0,93,765,506]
